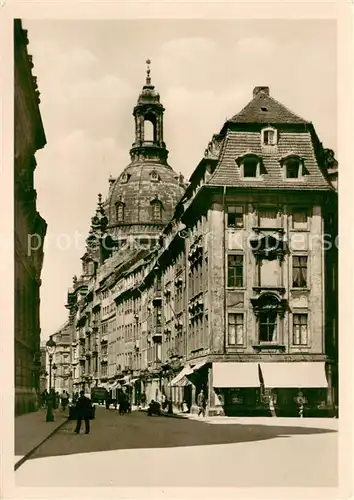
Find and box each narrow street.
[16,408,338,487]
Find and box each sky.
[22,19,337,340]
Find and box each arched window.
[144,119,154,142]
[151,200,162,223]
[257,294,280,343]
[116,202,125,223]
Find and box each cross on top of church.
[146,58,151,85]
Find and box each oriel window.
[227,206,244,228]
[292,256,308,288]
[227,255,243,287]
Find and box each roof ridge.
[231,91,309,124]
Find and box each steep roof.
[205,86,332,191]
[207,129,331,189]
[230,86,308,124]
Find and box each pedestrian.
[74,390,93,434]
[118,391,126,415]
[197,389,206,417]
[61,390,69,411]
[41,389,48,408]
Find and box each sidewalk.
[15,407,69,470]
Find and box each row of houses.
[52,74,338,416]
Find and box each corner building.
[66,81,338,417]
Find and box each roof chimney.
[253,86,270,98]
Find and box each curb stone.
[14,417,69,471]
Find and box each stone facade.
[14,20,47,415]
[64,84,338,417]
[50,322,72,394]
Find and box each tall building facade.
[50,322,72,394]
[14,20,47,415]
[64,80,338,416]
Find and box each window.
[150,170,159,182]
[227,206,244,228]
[292,209,308,230]
[258,209,277,228]
[259,311,277,342]
[120,172,129,184]
[116,202,125,223]
[227,255,243,287]
[228,313,244,345]
[144,119,154,141]
[151,201,162,222]
[286,159,301,178]
[262,128,277,146]
[292,256,308,288]
[293,314,308,345]
[243,158,258,178]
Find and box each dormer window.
[116,202,125,223]
[244,158,258,177]
[150,170,160,182]
[237,154,265,179]
[151,200,162,223]
[281,154,307,180]
[261,127,277,146]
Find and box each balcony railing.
[152,289,162,304]
[152,324,162,341]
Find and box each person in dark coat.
[74,390,93,434]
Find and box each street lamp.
[52,363,58,408]
[46,337,56,422]
[52,363,57,391]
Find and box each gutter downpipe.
[223,186,227,355]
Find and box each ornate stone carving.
[204,134,223,159]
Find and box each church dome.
[106,60,185,241]
[107,162,184,231]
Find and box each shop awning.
[260,362,328,388]
[212,362,261,388]
[109,381,121,390]
[186,360,208,376]
[170,366,192,386]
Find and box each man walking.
[197,389,206,417]
[74,390,93,434]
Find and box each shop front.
[211,361,329,417]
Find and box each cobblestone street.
[16,408,338,487]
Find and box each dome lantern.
[130,59,168,165]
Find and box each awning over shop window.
[186,360,207,376]
[109,381,121,390]
[260,362,328,388]
[212,362,261,388]
[170,366,192,387]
